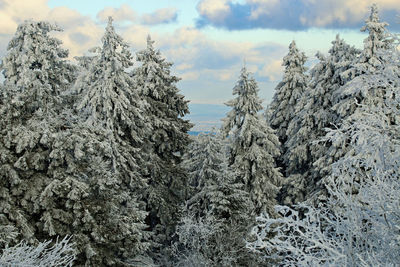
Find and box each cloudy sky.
[0,0,399,130]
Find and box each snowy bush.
[0,236,75,267]
[248,99,400,266]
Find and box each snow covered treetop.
[2,20,70,92]
[283,41,307,72]
[360,4,391,66]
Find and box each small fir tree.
[223,66,282,215]
[268,41,308,148]
[176,132,256,266]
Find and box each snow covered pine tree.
[73,17,151,265]
[280,35,359,204]
[133,35,192,252]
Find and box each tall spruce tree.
[222,66,282,215]
[71,17,151,264]
[0,20,75,245]
[268,41,308,149]
[76,17,149,190]
[133,35,192,247]
[280,36,360,204]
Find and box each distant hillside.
[186,103,229,132]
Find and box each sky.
[0,0,399,130]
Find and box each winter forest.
[0,3,399,266]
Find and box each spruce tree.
[183,132,252,221]
[222,66,282,215]
[268,41,308,148]
[76,17,150,189]
[72,17,151,264]
[280,36,359,204]
[0,20,75,245]
[133,35,192,246]
[1,20,75,113]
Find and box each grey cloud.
[196,0,400,31]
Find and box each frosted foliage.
[174,209,256,266]
[269,41,308,144]
[134,35,192,158]
[173,212,223,267]
[249,99,400,266]
[316,38,400,181]
[134,35,192,246]
[223,66,282,215]
[281,36,359,204]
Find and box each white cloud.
[197,0,231,23]
[196,0,400,30]
[96,4,137,23]
[141,8,178,25]
[259,59,283,81]
[180,71,200,81]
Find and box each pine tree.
[133,35,192,246]
[268,41,308,148]
[280,36,359,204]
[223,66,282,215]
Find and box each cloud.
[141,8,178,25]
[196,0,400,31]
[197,0,231,23]
[180,71,200,81]
[0,0,289,109]
[0,0,105,59]
[259,59,283,81]
[96,4,137,23]
[0,0,49,34]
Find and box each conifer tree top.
[360,4,391,65]
[283,40,307,72]
[268,40,308,144]
[2,20,70,91]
